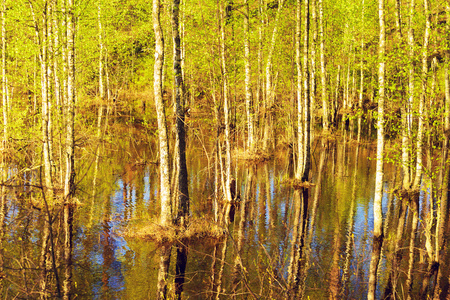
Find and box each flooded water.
[1,125,449,299]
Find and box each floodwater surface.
[1,126,448,299]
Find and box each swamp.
[1,0,450,299]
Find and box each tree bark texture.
[368,0,385,298]
[153,0,172,226]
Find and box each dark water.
[1,128,448,299]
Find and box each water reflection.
[2,131,450,299]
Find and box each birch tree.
[1,0,6,149]
[244,0,254,151]
[63,0,76,297]
[367,0,385,297]
[318,0,328,132]
[153,0,172,297]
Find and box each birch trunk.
[302,0,311,182]
[318,0,328,131]
[263,0,283,150]
[296,0,303,179]
[64,0,75,201]
[153,0,172,297]
[256,0,263,134]
[219,0,233,204]
[98,1,104,101]
[357,0,364,142]
[1,0,6,149]
[310,0,317,125]
[367,0,385,298]
[244,0,254,151]
[153,0,171,227]
[403,0,415,190]
[63,0,76,297]
[32,2,54,198]
[433,4,450,299]
[413,0,430,189]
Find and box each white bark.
[244,0,254,151]
[219,0,232,204]
[153,0,172,226]
[368,0,385,298]
[413,0,430,189]
[319,0,328,131]
[1,0,6,149]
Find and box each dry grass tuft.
[124,222,178,244]
[292,179,316,190]
[234,148,272,163]
[181,218,225,241]
[123,217,226,245]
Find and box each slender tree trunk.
[173,0,188,226]
[367,0,385,298]
[333,65,340,127]
[434,5,450,299]
[153,0,172,297]
[256,0,263,135]
[395,0,402,37]
[172,0,189,297]
[47,1,54,173]
[310,0,317,127]
[263,0,283,150]
[302,0,311,182]
[413,0,429,189]
[295,0,303,179]
[403,0,415,190]
[318,0,328,132]
[63,0,76,297]
[153,0,171,227]
[1,0,6,150]
[219,0,233,205]
[31,2,54,200]
[357,0,364,142]
[244,0,254,151]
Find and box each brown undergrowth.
[123,217,225,245]
[291,179,315,190]
[234,148,273,163]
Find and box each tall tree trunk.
[172,0,189,297]
[153,0,172,297]
[255,0,263,136]
[310,0,317,127]
[63,0,76,297]
[367,0,385,298]
[219,0,233,205]
[318,0,328,132]
[403,0,415,190]
[357,0,364,142]
[153,0,171,227]
[263,0,283,151]
[244,0,254,151]
[433,4,450,299]
[302,0,311,182]
[413,0,429,189]
[173,0,188,227]
[1,0,6,150]
[295,0,303,179]
[296,0,311,182]
[30,1,55,200]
